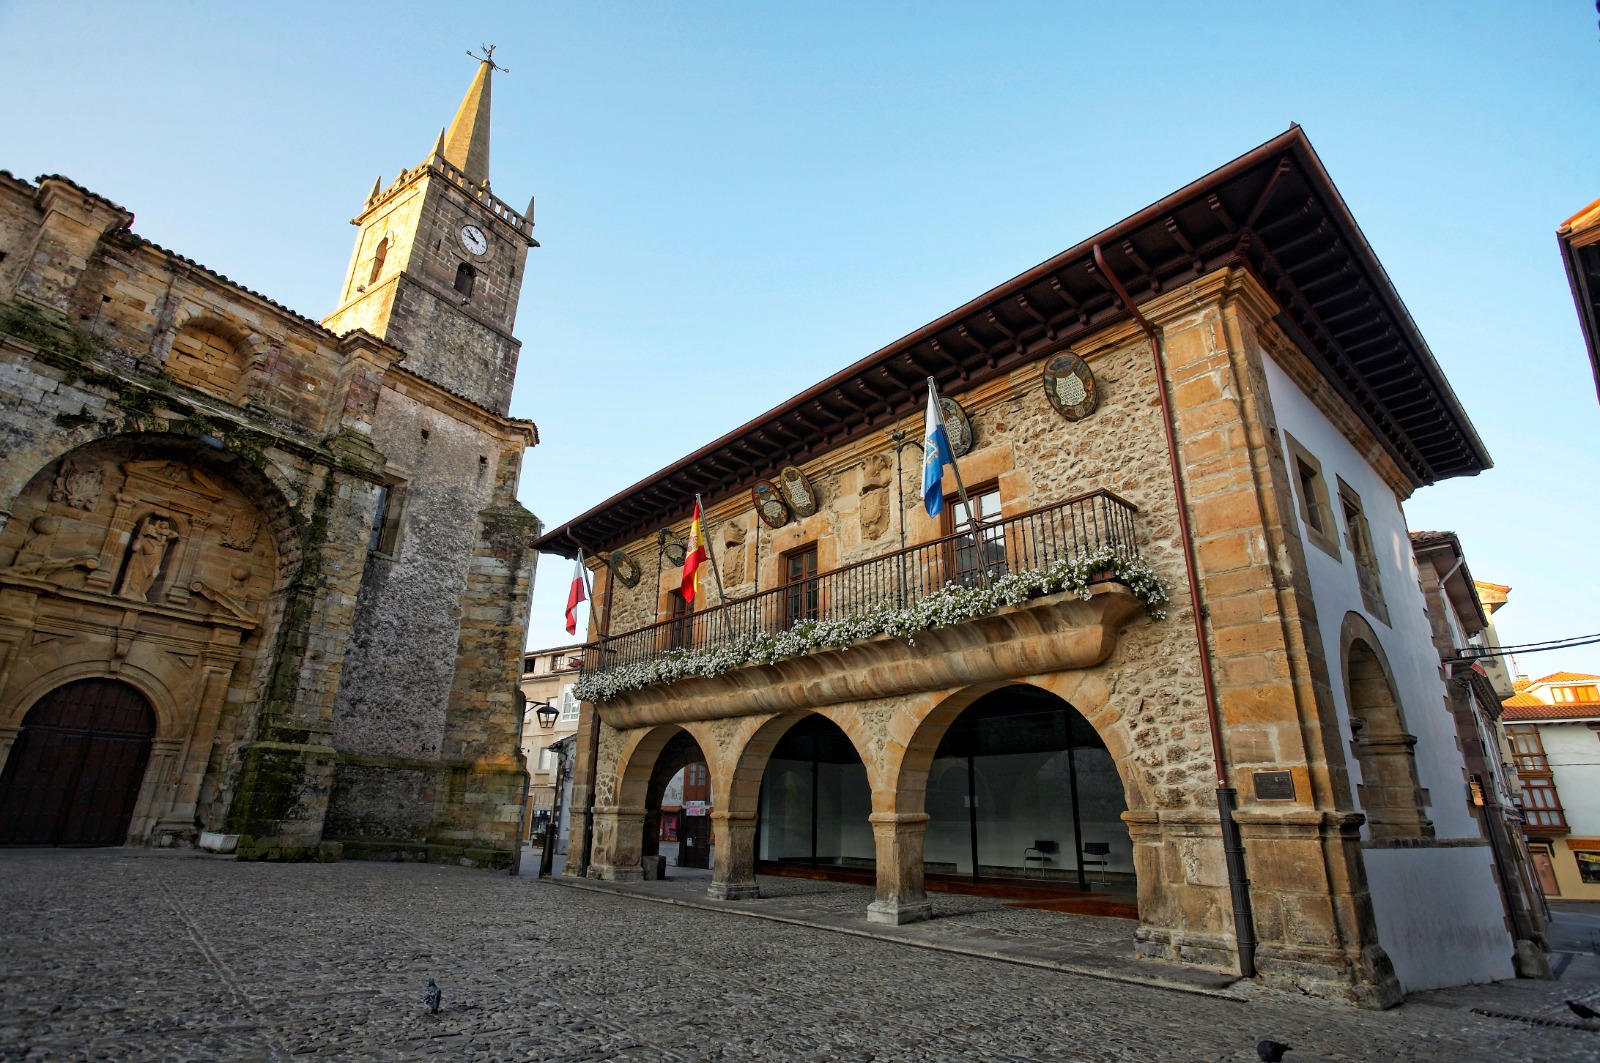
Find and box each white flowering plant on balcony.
[573,547,1168,704]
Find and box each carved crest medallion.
[1043,352,1099,422]
[751,479,790,529]
[779,466,818,518]
[609,550,641,588]
[220,509,259,551]
[50,461,104,511]
[939,397,974,457]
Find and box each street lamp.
[531,700,559,730]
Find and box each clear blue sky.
[2,2,1597,676]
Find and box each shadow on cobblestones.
[1,850,1596,1062]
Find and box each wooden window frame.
[782,543,820,628]
[942,480,1007,586]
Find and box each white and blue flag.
[921,378,955,517]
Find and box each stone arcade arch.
[0,434,294,846]
[591,722,718,882]
[709,708,880,900]
[875,678,1147,926]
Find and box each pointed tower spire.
[433,128,446,160]
[442,54,494,185]
[366,175,383,205]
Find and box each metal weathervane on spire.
[467,44,509,73]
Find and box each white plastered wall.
[1260,352,1513,991]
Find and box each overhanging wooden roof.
[537,126,1491,559]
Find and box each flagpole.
[928,377,989,589]
[579,548,596,629]
[695,493,737,644]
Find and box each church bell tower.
[324,49,537,415]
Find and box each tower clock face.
[458,224,488,257]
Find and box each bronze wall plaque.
[752,479,790,529]
[939,397,974,457]
[1253,770,1295,802]
[1043,352,1099,421]
[779,466,819,517]
[609,550,641,588]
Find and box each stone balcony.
[580,490,1154,727]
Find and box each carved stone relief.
[51,461,104,511]
[118,514,180,602]
[220,508,259,551]
[722,522,747,586]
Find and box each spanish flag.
[681,500,708,604]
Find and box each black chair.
[1023,839,1058,879]
[1080,841,1111,885]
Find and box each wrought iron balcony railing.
[582,489,1140,680]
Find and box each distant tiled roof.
[1409,530,1455,544]
[1513,677,1532,692]
[1502,699,1600,722]
[1532,671,1600,685]
[1502,672,1600,719]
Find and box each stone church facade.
[0,59,540,866]
[540,129,1531,1004]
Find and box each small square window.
[368,482,406,557]
[1282,433,1339,560]
[558,686,580,723]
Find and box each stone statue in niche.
[118,514,180,602]
[50,461,104,511]
[221,509,259,551]
[722,522,747,586]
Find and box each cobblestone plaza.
[3,851,1597,1061]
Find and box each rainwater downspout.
[1093,244,1258,978]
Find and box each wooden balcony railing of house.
[582,489,1141,682]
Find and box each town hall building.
[0,57,540,867]
[538,128,1537,1005]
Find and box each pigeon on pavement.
[425,979,442,1015]
[1257,1039,1293,1063]
[1566,999,1598,1021]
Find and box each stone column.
[867,811,932,925]
[708,810,759,900]
[564,805,592,877]
[587,804,645,882]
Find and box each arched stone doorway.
[0,433,290,846]
[924,685,1132,890]
[642,730,714,872]
[0,679,156,846]
[1342,618,1432,842]
[757,714,873,875]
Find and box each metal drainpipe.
[1092,244,1258,978]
